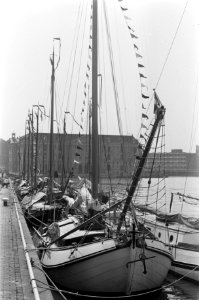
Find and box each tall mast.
[34,106,39,189]
[92,0,99,200]
[23,121,27,179]
[117,105,166,233]
[27,116,30,183]
[49,48,55,202]
[31,110,34,187]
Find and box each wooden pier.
[0,184,54,300]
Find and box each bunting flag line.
[117,0,151,159]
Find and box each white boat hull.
[171,246,199,282]
[42,238,172,295]
[142,218,199,282]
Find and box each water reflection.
[163,273,199,300]
[51,274,199,300]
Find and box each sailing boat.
[39,0,173,296]
[21,43,64,227]
[139,192,199,282]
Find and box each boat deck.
[0,184,54,300]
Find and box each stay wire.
[155,0,189,90]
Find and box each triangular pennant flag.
[87,64,90,70]
[131,33,138,39]
[140,134,146,141]
[128,25,134,32]
[74,160,80,164]
[75,153,80,157]
[138,63,144,68]
[142,104,146,109]
[141,123,147,129]
[77,145,82,150]
[141,83,147,88]
[136,52,142,58]
[89,45,92,50]
[124,15,131,20]
[134,44,138,51]
[78,139,82,145]
[140,73,147,79]
[142,94,149,99]
[142,113,149,119]
[121,7,128,11]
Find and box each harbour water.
[52,176,199,300]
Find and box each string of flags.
[117,0,150,154]
[73,2,93,167]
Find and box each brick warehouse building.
[17,133,138,180]
[2,133,199,178]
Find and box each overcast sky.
[0,0,199,153]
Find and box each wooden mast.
[23,121,27,179]
[117,104,166,233]
[49,48,55,203]
[92,0,99,200]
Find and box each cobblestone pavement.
[0,185,53,300]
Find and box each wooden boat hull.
[41,239,172,295]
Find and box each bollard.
[2,198,8,206]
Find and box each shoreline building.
[1,132,199,178]
[17,133,138,180]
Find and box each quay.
[0,184,54,300]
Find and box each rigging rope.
[155,0,189,90]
